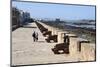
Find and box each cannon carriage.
[45,35,58,42]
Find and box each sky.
[12,1,96,20]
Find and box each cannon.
[52,43,69,54]
[45,35,58,42]
[40,28,48,33]
[43,31,52,36]
[52,35,70,54]
[36,22,48,33]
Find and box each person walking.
[36,32,38,42]
[32,31,36,42]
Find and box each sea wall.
[38,21,95,61]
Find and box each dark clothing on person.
[32,32,35,37]
[63,34,69,44]
[32,31,38,42]
[32,32,36,42]
[36,32,38,41]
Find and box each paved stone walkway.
[12,22,78,66]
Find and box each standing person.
[36,32,38,42]
[63,33,70,54]
[32,31,36,42]
[63,33,69,43]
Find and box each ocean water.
[64,21,96,42]
[65,21,96,30]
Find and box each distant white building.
[23,12,30,24]
[19,10,31,25]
